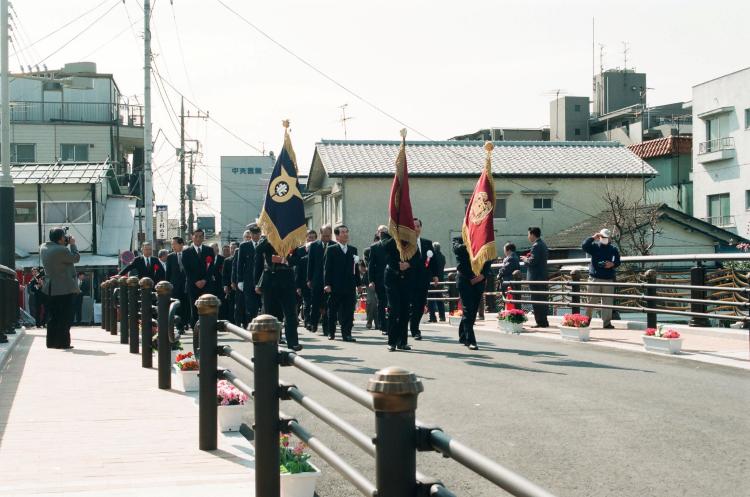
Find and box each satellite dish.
[120,250,135,265]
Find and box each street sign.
[120,250,135,265]
[156,205,168,240]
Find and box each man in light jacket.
[40,227,81,349]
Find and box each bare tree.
[602,182,662,257]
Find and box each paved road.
[207,320,750,497]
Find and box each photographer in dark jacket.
[40,227,80,349]
[582,228,621,329]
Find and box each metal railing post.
[127,276,140,353]
[100,281,107,330]
[198,294,221,451]
[118,276,129,344]
[644,270,657,329]
[250,314,281,497]
[109,280,118,335]
[570,270,581,315]
[139,278,154,368]
[368,366,424,497]
[155,281,173,389]
[689,263,711,327]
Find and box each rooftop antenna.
[542,89,568,140]
[339,103,354,139]
[622,41,630,71]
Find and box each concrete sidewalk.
[0,327,255,497]
[468,313,750,370]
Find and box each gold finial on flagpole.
[282,119,291,130]
[400,128,407,139]
[484,141,494,154]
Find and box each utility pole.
[180,97,186,238]
[143,0,154,244]
[0,0,15,269]
[188,152,195,235]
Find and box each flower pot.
[217,404,246,432]
[642,336,683,354]
[152,349,179,364]
[559,325,590,342]
[448,315,462,326]
[281,465,322,497]
[172,365,199,392]
[498,320,524,334]
[353,312,366,322]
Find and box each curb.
[0,327,27,372]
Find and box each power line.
[36,0,121,65]
[10,0,114,59]
[82,13,143,59]
[169,0,196,100]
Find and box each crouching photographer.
[39,227,80,349]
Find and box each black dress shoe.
[387,345,396,352]
[61,345,74,350]
[427,319,437,323]
[279,339,287,345]
[328,335,335,340]
[414,334,422,341]
[603,324,615,329]
[381,331,388,336]
[343,337,357,342]
[397,344,411,351]
[291,344,303,351]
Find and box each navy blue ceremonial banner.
[257,123,307,256]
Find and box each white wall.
[692,68,750,238]
[7,124,112,163]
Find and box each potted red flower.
[173,351,199,392]
[643,327,683,354]
[279,433,321,497]
[497,309,527,334]
[448,308,463,326]
[559,313,591,341]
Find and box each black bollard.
[368,366,423,497]
[251,315,281,497]
[101,281,108,330]
[127,276,140,353]
[155,281,173,389]
[109,280,118,335]
[198,294,220,451]
[118,276,129,344]
[689,264,711,327]
[140,278,154,368]
[644,270,658,329]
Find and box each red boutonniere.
[205,255,213,268]
[153,264,160,273]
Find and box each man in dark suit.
[235,224,262,326]
[295,230,317,330]
[181,228,215,327]
[383,230,420,352]
[118,242,166,283]
[454,237,493,350]
[231,232,250,326]
[521,226,549,327]
[497,242,521,295]
[253,236,302,351]
[166,237,188,331]
[222,243,238,323]
[367,225,390,335]
[307,224,333,334]
[408,218,439,340]
[427,242,447,322]
[323,225,360,342]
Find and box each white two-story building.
[692,67,750,238]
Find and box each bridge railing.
[194,295,557,497]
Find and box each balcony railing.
[9,101,144,127]
[698,137,734,154]
[702,215,735,227]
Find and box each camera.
[63,226,71,245]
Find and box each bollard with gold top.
[197,294,221,451]
[127,276,140,354]
[155,281,173,389]
[250,314,281,497]
[100,281,108,330]
[139,278,154,368]
[368,366,424,497]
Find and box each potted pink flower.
[558,313,591,341]
[279,433,321,497]
[643,327,683,354]
[216,379,249,432]
[497,309,527,334]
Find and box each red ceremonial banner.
[388,130,417,261]
[461,142,497,275]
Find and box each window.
[15,201,37,223]
[60,144,89,162]
[333,195,343,223]
[574,128,581,136]
[533,198,552,210]
[494,198,507,220]
[43,201,91,224]
[707,193,731,226]
[745,108,750,129]
[574,104,581,112]
[10,143,35,163]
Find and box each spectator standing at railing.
[427,242,447,323]
[520,227,550,328]
[453,236,492,350]
[40,227,80,349]
[497,242,520,295]
[582,229,621,329]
